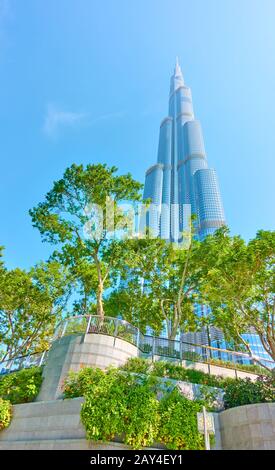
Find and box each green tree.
[0,256,72,361]
[107,235,205,339]
[52,244,99,315]
[200,228,275,367]
[29,163,143,319]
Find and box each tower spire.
[174,56,182,76]
[170,56,184,94]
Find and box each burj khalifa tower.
[142,58,225,241]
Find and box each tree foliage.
[29,163,143,319]
[199,228,275,366]
[0,251,72,360]
[106,234,209,339]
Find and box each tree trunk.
[93,253,105,322]
[96,279,104,321]
[168,305,179,340]
[236,330,272,372]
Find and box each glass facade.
[194,169,225,239]
[142,58,226,242]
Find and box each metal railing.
[0,351,48,376]
[53,315,274,372]
[53,314,140,348]
[1,315,273,376]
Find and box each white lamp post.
[197,406,215,450]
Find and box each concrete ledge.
[36,334,139,402]
[0,439,135,450]
[148,354,259,381]
[219,403,275,450]
[0,398,158,450]
[1,397,274,450]
[0,398,85,443]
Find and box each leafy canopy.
[29,163,143,318]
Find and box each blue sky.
[0,0,274,269]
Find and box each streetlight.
[197,406,215,450]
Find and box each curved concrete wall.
[218,403,275,450]
[37,333,138,402]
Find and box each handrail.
[180,339,268,360]
[54,315,274,370]
[0,351,48,376]
[1,315,273,374]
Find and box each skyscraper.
[142,58,225,241]
[141,60,273,368]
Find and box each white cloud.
[43,104,126,139]
[43,104,87,138]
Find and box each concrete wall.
[0,398,274,450]
[0,440,132,450]
[36,333,259,403]
[0,398,85,448]
[37,334,138,402]
[161,377,224,411]
[0,399,156,450]
[218,403,275,450]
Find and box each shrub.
[122,358,230,389]
[158,388,205,450]
[224,375,275,409]
[122,376,160,448]
[81,368,160,449]
[63,367,104,398]
[0,398,12,431]
[81,368,129,443]
[79,366,208,449]
[156,346,181,359]
[182,351,202,362]
[152,361,224,387]
[125,359,274,410]
[0,367,43,404]
[121,357,151,375]
[208,358,271,376]
[142,344,152,354]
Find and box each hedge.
[0,367,43,404]
[0,398,12,431]
[79,367,206,449]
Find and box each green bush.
[208,358,271,376]
[123,379,160,448]
[158,388,205,450]
[64,358,275,420]
[152,360,224,387]
[63,367,105,398]
[156,346,181,359]
[224,375,275,409]
[121,357,151,375]
[81,368,161,449]
[0,398,12,431]
[122,358,230,389]
[182,351,202,362]
[142,344,152,354]
[0,367,43,404]
[80,367,208,449]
